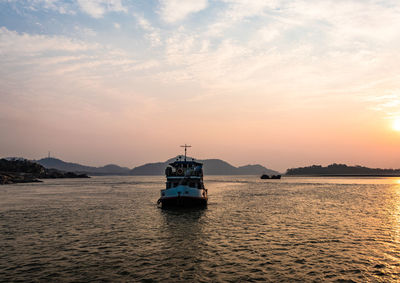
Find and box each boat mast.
[180,144,191,161]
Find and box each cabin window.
[173,182,178,187]
[189,182,195,188]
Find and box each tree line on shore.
[286,163,400,176]
[0,158,89,185]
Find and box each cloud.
[6,0,76,15]
[0,28,164,160]
[2,0,400,168]
[159,0,208,23]
[285,0,400,47]
[155,2,400,111]
[135,14,162,47]
[0,27,97,55]
[74,25,97,37]
[206,0,280,36]
[7,0,128,18]
[76,0,127,18]
[366,90,400,118]
[0,27,159,110]
[3,1,400,108]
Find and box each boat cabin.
[165,160,204,190]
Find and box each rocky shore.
[0,158,89,185]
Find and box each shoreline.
[284,174,400,177]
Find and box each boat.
[157,145,208,208]
[260,174,281,179]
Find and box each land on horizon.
[286,163,400,177]
[33,156,280,176]
[3,156,400,178]
[0,158,89,185]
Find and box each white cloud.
[0,27,159,106]
[206,0,279,36]
[366,90,400,118]
[74,25,97,37]
[135,14,162,47]
[3,1,400,108]
[8,0,128,17]
[159,0,208,23]
[285,0,400,46]
[0,27,97,55]
[155,4,400,109]
[8,0,77,15]
[76,0,127,18]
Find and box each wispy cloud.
[6,0,128,18]
[0,26,159,113]
[24,0,77,15]
[159,0,208,23]
[2,0,400,167]
[76,0,127,18]
[0,27,97,54]
[366,90,400,118]
[134,14,162,47]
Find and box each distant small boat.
[260,174,281,179]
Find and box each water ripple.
[1,176,400,281]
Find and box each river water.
[1,176,400,282]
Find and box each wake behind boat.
[157,145,208,208]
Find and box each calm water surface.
[1,176,400,282]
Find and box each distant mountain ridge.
[36,157,279,176]
[286,163,400,176]
[1,158,89,185]
[36,158,131,175]
[130,156,279,176]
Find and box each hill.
[286,163,400,176]
[36,158,131,175]
[0,158,88,184]
[35,156,278,176]
[130,156,279,176]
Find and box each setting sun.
[393,118,400,131]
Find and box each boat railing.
[165,169,203,177]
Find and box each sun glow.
[393,118,400,132]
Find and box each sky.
[1,0,400,171]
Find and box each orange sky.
[1,1,400,172]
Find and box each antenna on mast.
[180,144,191,161]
